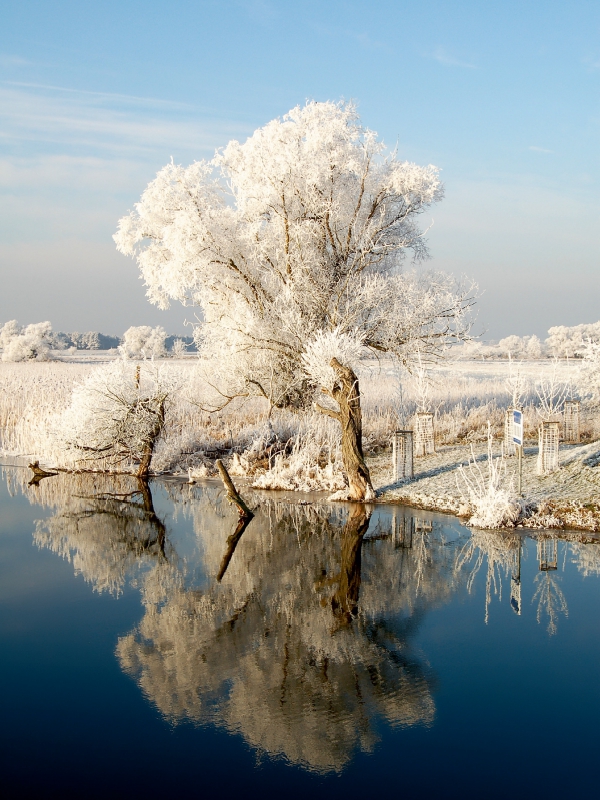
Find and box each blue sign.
[512,410,523,446]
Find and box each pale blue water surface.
[1,465,599,798]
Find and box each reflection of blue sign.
[513,410,523,446]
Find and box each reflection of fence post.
[563,400,580,443]
[392,508,413,548]
[537,537,558,571]
[414,412,435,457]
[392,430,414,480]
[504,408,517,456]
[414,518,433,533]
[537,421,560,475]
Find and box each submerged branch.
[216,459,255,519]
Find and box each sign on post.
[512,409,524,496]
[512,410,523,447]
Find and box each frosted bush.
[171,338,188,358]
[457,424,521,528]
[536,358,569,419]
[253,415,345,492]
[57,360,178,474]
[0,320,53,362]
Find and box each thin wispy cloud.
[582,56,600,71]
[0,82,249,159]
[4,80,196,110]
[310,22,390,52]
[430,47,477,69]
[0,54,32,68]
[529,145,554,154]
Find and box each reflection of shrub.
[457,424,520,529]
[58,360,177,476]
[0,320,53,362]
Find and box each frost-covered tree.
[59,360,176,477]
[170,338,188,358]
[526,334,543,359]
[546,322,600,358]
[121,325,167,359]
[498,335,524,359]
[0,320,53,362]
[115,101,474,499]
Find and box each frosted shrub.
[0,320,53,362]
[253,415,345,492]
[457,424,520,528]
[121,326,167,359]
[536,358,568,420]
[58,360,178,476]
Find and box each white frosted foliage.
[121,326,167,359]
[57,360,178,472]
[0,320,53,362]
[115,100,473,407]
[302,328,365,391]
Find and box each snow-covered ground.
[370,439,600,531]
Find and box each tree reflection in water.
[30,473,173,596]
[118,499,456,774]
[16,470,598,771]
[19,472,461,773]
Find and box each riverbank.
[369,440,600,531]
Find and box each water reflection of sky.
[1,466,600,797]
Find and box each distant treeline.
[50,331,197,351]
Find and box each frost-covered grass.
[1,357,597,521]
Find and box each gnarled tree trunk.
[136,399,166,479]
[316,357,375,502]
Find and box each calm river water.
[1,465,600,798]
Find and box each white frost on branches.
[0,320,53,362]
[121,325,167,359]
[115,100,474,407]
[536,358,569,419]
[546,322,600,358]
[57,360,177,473]
[457,424,520,529]
[302,328,365,391]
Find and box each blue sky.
[1,0,599,338]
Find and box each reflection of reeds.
[456,530,522,623]
[532,571,568,636]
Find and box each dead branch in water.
[215,459,254,519]
[28,460,58,486]
[215,459,255,582]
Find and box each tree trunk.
[317,358,375,502]
[331,505,371,626]
[136,400,165,479]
